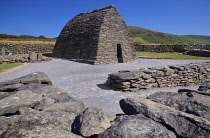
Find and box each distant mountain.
[128,26,210,44]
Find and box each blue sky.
[0,0,210,38]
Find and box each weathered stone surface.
[1,47,5,57]
[16,72,52,85]
[34,97,55,110]
[0,83,24,92]
[0,90,42,116]
[37,53,43,60]
[18,107,37,115]
[178,88,210,96]
[120,97,210,138]
[29,52,37,61]
[134,43,210,53]
[0,72,52,92]
[53,5,136,64]
[107,62,210,91]
[198,81,210,92]
[0,72,85,137]
[42,101,85,115]
[0,92,13,100]
[0,42,54,56]
[73,107,111,137]
[185,49,210,57]
[147,92,210,120]
[0,53,51,64]
[98,114,176,138]
[0,111,77,136]
[19,84,76,103]
[2,125,82,138]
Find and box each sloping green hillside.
[128,26,210,44]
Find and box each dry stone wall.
[0,52,52,64]
[0,42,54,55]
[53,5,136,64]
[185,49,210,57]
[135,44,210,53]
[107,62,210,91]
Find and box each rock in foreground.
[73,107,111,137]
[120,97,210,138]
[0,111,78,137]
[0,90,42,116]
[0,72,52,92]
[0,72,85,138]
[147,91,210,120]
[98,114,177,138]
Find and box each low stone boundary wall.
[0,52,52,64]
[0,42,54,55]
[134,44,210,53]
[185,49,210,57]
[107,62,210,91]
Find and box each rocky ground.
[0,58,210,115]
[0,72,210,137]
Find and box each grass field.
[0,63,23,73]
[136,52,210,59]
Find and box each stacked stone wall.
[134,44,210,53]
[95,6,136,64]
[53,5,136,64]
[0,42,54,55]
[107,62,210,91]
[185,49,210,57]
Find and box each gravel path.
[0,58,209,115]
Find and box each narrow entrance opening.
[117,44,123,63]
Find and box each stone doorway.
[117,44,123,63]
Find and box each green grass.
[136,52,210,59]
[0,63,23,73]
[43,52,52,57]
[128,26,210,44]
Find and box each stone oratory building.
[53,5,136,64]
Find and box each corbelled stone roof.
[53,5,136,64]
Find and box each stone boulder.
[0,90,42,116]
[18,83,75,103]
[147,92,210,120]
[0,72,52,92]
[18,107,38,115]
[98,114,176,138]
[178,88,210,96]
[0,72,86,138]
[0,92,13,100]
[73,107,111,137]
[0,111,77,136]
[2,125,82,138]
[178,81,210,96]
[42,101,85,115]
[120,97,210,138]
[198,81,210,94]
[34,97,55,111]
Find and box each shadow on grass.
[43,52,52,57]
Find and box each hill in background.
[0,26,210,44]
[128,26,210,44]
